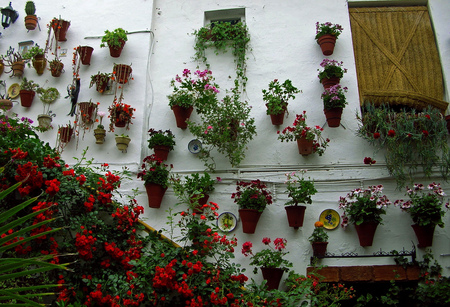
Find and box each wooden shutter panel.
[349,6,447,112]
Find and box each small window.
[204,8,245,26]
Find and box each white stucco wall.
[1,0,449,287]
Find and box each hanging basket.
[145,183,167,208]
[324,108,343,128]
[411,224,436,248]
[285,205,306,229]
[59,127,74,143]
[172,105,194,129]
[260,267,284,290]
[296,137,314,156]
[77,46,94,65]
[355,221,379,247]
[317,34,337,56]
[113,64,132,84]
[239,209,262,234]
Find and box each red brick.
[373,265,407,281]
[307,266,340,282]
[340,266,373,282]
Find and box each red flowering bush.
[242,237,292,274]
[232,179,273,212]
[108,100,136,131]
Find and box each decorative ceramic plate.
[188,139,202,154]
[319,209,340,230]
[8,83,20,98]
[217,212,237,232]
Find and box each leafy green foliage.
[284,170,317,205]
[147,128,175,150]
[262,79,301,115]
[100,28,128,49]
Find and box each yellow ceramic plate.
[319,209,340,230]
[8,83,20,98]
[217,212,237,232]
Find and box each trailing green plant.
[22,44,45,67]
[147,128,176,150]
[356,103,450,188]
[171,172,217,201]
[187,87,256,170]
[192,21,250,88]
[284,170,317,206]
[100,28,128,49]
[262,79,301,116]
[308,221,329,243]
[89,72,112,93]
[20,77,40,92]
[37,87,59,115]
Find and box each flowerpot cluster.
[339,183,449,248]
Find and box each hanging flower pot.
[113,64,132,84]
[153,145,171,161]
[115,135,131,152]
[321,76,340,89]
[109,40,126,58]
[324,108,343,128]
[37,114,53,130]
[260,267,284,290]
[32,55,47,75]
[90,73,111,94]
[94,128,106,144]
[411,224,436,248]
[49,60,64,77]
[0,99,13,110]
[59,126,74,143]
[145,183,167,208]
[297,136,314,156]
[191,194,210,213]
[51,19,70,42]
[77,46,94,65]
[285,205,306,229]
[354,221,379,247]
[239,209,262,234]
[25,15,38,30]
[269,110,286,126]
[78,102,96,125]
[19,90,35,107]
[172,105,193,129]
[317,34,337,56]
[12,61,25,77]
[312,242,328,257]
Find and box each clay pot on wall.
[32,55,47,75]
[145,183,167,209]
[317,34,337,56]
[19,90,36,107]
[171,105,193,129]
[77,46,94,65]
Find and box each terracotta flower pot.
[355,221,379,247]
[52,19,70,41]
[25,15,38,30]
[78,102,96,125]
[260,267,284,290]
[32,55,47,75]
[317,34,337,56]
[145,183,167,208]
[269,110,286,126]
[113,64,132,84]
[172,105,194,129]
[411,224,436,248]
[51,62,64,77]
[239,209,262,234]
[191,194,210,213]
[312,242,328,257]
[321,77,340,89]
[285,205,306,229]
[19,90,35,107]
[296,137,314,156]
[324,108,343,128]
[153,145,171,161]
[109,40,126,58]
[77,46,94,65]
[12,61,25,77]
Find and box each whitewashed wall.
[1,0,449,287]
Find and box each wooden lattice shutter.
[349,6,447,112]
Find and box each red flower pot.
[321,77,340,89]
[285,205,306,229]
[59,127,74,143]
[269,111,286,126]
[297,137,314,156]
[411,224,436,248]
[77,46,94,65]
[109,40,126,58]
[172,105,194,129]
[261,267,284,290]
[52,19,70,42]
[190,194,210,213]
[355,221,379,247]
[113,64,132,84]
[312,242,328,257]
[239,209,262,234]
[317,34,337,56]
[324,108,343,128]
[153,145,171,161]
[19,90,35,107]
[145,183,167,208]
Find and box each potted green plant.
[232,179,272,234]
[321,84,348,127]
[90,72,112,93]
[100,28,128,58]
[19,77,40,107]
[49,58,64,77]
[137,154,172,208]
[242,237,292,290]
[22,44,46,75]
[277,111,330,156]
[339,185,391,246]
[192,21,250,88]
[94,111,107,144]
[284,170,317,229]
[395,183,449,247]
[115,133,131,152]
[317,59,347,89]
[168,68,219,128]
[108,100,135,132]
[147,128,175,161]
[308,221,329,257]
[1,47,25,77]
[315,22,344,56]
[36,87,59,131]
[356,103,450,188]
[262,79,301,126]
[171,172,218,210]
[24,1,38,30]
